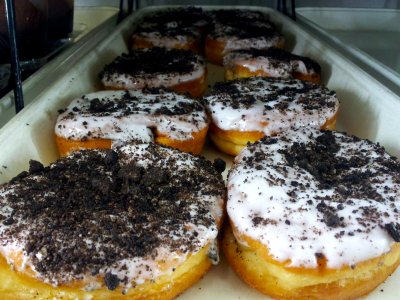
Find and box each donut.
[0,143,226,299]
[223,128,400,299]
[55,89,209,156]
[205,10,284,65]
[203,77,339,155]
[99,47,207,98]
[210,9,266,23]
[131,7,210,54]
[138,6,211,35]
[132,22,203,53]
[224,47,321,84]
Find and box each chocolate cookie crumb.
[213,158,226,173]
[104,272,120,290]
[384,223,400,242]
[29,160,44,173]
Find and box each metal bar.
[118,0,125,23]
[128,0,134,14]
[282,0,288,15]
[291,0,296,21]
[5,0,24,113]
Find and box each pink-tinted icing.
[228,128,400,269]
[55,90,208,143]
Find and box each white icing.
[204,78,338,135]
[223,35,284,54]
[101,54,205,90]
[293,60,309,74]
[55,90,208,142]
[224,54,291,78]
[133,30,194,49]
[210,22,284,55]
[227,128,400,269]
[132,20,202,50]
[224,51,317,77]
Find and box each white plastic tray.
[0,5,399,300]
[296,8,400,96]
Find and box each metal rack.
[3,0,137,116]
[4,0,24,113]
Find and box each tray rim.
[296,6,400,96]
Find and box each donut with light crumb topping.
[99,48,207,98]
[223,128,400,300]
[0,143,226,299]
[203,77,339,155]
[132,7,210,53]
[55,89,209,156]
[223,47,321,84]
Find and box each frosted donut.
[210,9,266,23]
[138,7,211,34]
[132,22,203,53]
[0,144,226,299]
[224,47,321,84]
[132,7,210,53]
[205,10,284,65]
[203,77,339,155]
[99,48,207,98]
[55,89,209,156]
[131,7,209,54]
[223,128,400,299]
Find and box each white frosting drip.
[101,55,205,90]
[92,222,218,287]
[293,60,309,74]
[227,128,400,269]
[0,202,219,289]
[55,90,208,142]
[204,78,339,135]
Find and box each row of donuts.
[56,74,338,157]
[1,130,399,299]
[131,7,320,83]
[56,8,337,157]
[131,7,285,65]
[0,7,399,300]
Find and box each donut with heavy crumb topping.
[99,48,207,98]
[203,77,339,155]
[141,7,210,28]
[0,143,226,299]
[223,128,400,299]
[55,89,209,156]
[205,10,284,65]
